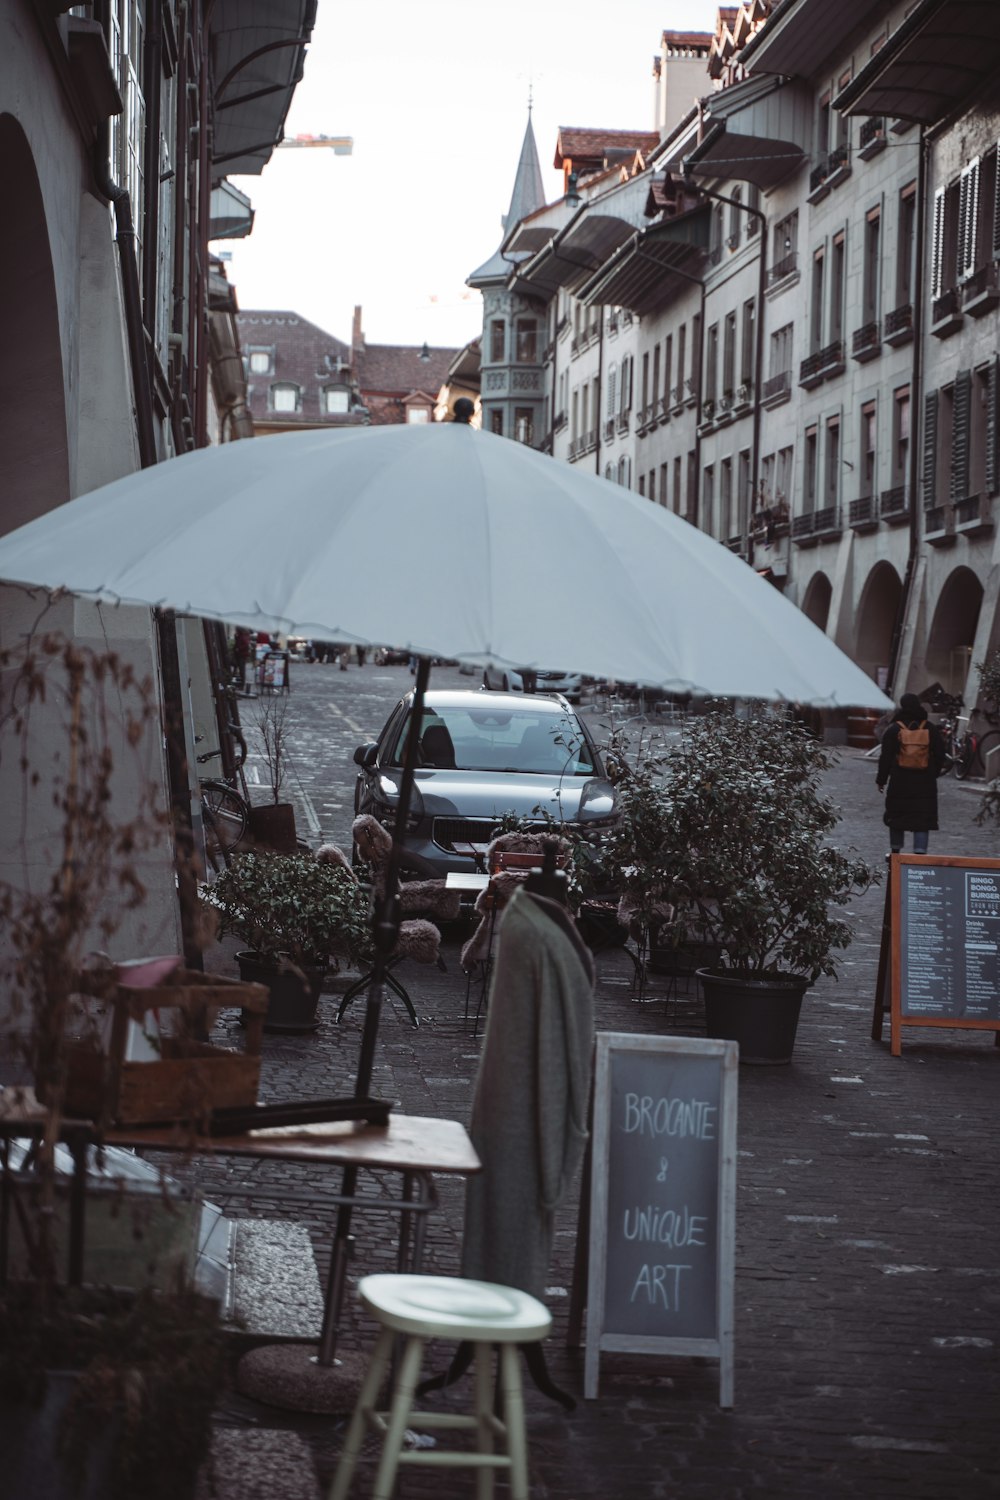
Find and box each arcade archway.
[855,561,903,686]
[0,113,70,532]
[801,571,833,632]
[923,566,983,699]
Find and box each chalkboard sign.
[886,855,1000,1055]
[583,1033,738,1405]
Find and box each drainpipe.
[681,171,768,559]
[595,306,604,475]
[93,2,157,469]
[886,126,927,696]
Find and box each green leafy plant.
[580,709,876,981]
[205,849,372,970]
[975,645,1000,719]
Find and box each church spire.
[468,110,548,287]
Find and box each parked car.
[352,688,618,876]
[480,665,583,702]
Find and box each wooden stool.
[329,1273,552,1500]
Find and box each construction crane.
[277,133,353,155]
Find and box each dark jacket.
[876,714,947,831]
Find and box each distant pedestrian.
[876,692,948,853]
[232,626,251,688]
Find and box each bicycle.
[198,717,251,872]
[934,695,979,779]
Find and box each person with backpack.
[876,692,948,853]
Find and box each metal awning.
[210,0,316,179]
[513,212,638,296]
[741,0,877,78]
[834,0,1000,124]
[669,77,810,189]
[209,180,255,239]
[577,206,711,314]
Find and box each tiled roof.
[554,128,660,169]
[661,29,715,46]
[356,343,458,392]
[237,310,354,425]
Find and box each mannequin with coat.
[876,692,948,852]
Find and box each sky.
[215,1,721,353]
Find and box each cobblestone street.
[197,661,999,1499]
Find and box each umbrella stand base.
[236,1342,368,1414]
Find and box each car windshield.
[391,706,596,775]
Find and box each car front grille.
[433,816,549,853]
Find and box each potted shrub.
[246,693,298,852]
[205,849,371,1031]
[652,706,877,1063]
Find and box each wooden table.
[108,1114,481,1361]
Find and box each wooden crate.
[59,968,269,1127]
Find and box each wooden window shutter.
[993,147,1000,258]
[923,390,938,508]
[959,160,980,278]
[952,370,972,503]
[931,188,946,297]
[987,358,1000,497]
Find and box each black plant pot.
[649,936,723,977]
[236,951,325,1033]
[697,968,809,1065]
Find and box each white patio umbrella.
[0,422,890,1102]
[0,422,887,707]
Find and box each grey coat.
[461,887,595,1299]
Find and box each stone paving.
[195,661,999,1498]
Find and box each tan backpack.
[897,721,930,770]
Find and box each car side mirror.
[353,743,378,768]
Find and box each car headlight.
[373,777,424,834]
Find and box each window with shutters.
[660,463,668,506]
[804,425,818,511]
[893,387,910,488]
[664,335,673,404]
[811,249,825,352]
[617,455,631,488]
[737,449,751,537]
[641,352,650,414]
[706,323,719,401]
[830,232,846,343]
[987,359,1000,497]
[691,315,702,387]
[825,416,841,509]
[861,402,877,497]
[931,181,961,297]
[729,188,742,249]
[896,183,916,308]
[704,464,715,532]
[994,148,1000,259]
[816,90,831,155]
[863,209,881,322]
[687,449,698,514]
[619,357,633,414]
[958,161,980,280]
[606,363,618,419]
[979,146,998,268]
[723,312,736,397]
[938,384,956,504]
[770,323,793,378]
[777,446,794,507]
[677,324,687,396]
[922,390,938,508]
[652,344,661,408]
[951,372,971,501]
[970,366,991,498]
[720,457,733,539]
[741,301,755,385]
[648,469,656,501]
[673,455,682,512]
[747,184,761,236]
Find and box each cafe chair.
[328,1272,551,1500]
[315,839,445,1029]
[352,814,461,923]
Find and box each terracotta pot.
[236,951,324,1033]
[246,801,298,854]
[697,968,809,1065]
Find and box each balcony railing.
[603,418,616,441]
[859,117,886,158]
[792,513,815,540]
[924,503,954,543]
[762,370,791,406]
[931,286,962,338]
[880,485,909,522]
[799,340,845,388]
[852,321,881,361]
[768,251,798,287]
[809,160,830,196]
[553,409,567,433]
[827,142,851,182]
[671,383,685,411]
[659,394,671,421]
[616,411,630,435]
[849,495,877,529]
[884,303,913,345]
[962,264,1000,317]
[954,493,994,536]
[734,381,753,410]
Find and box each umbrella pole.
[317,655,431,1367]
